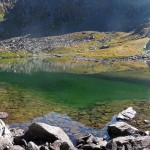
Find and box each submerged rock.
[106,136,150,150]
[117,107,136,121]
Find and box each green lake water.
[0,59,150,108]
[0,58,150,125]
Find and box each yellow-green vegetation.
[0,50,31,59]
[0,83,150,130]
[0,13,4,21]
[51,31,149,59]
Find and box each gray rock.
[0,119,13,149]
[24,122,74,148]
[0,112,9,119]
[50,140,72,150]
[106,136,150,150]
[145,40,150,50]
[76,134,107,150]
[5,145,25,150]
[10,128,24,137]
[28,141,39,150]
[117,107,136,121]
[108,122,138,139]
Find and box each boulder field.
[0,107,150,150]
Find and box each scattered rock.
[28,141,39,150]
[10,128,24,137]
[106,136,150,150]
[50,140,72,150]
[76,134,107,150]
[108,122,138,139]
[100,45,109,49]
[0,112,9,119]
[144,119,150,124]
[117,107,136,121]
[145,40,150,50]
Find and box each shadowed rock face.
[0,0,150,38]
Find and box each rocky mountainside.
[0,0,150,38]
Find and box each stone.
[39,146,49,150]
[14,137,27,147]
[144,120,150,124]
[106,136,150,150]
[76,134,107,150]
[28,141,39,150]
[145,40,150,50]
[0,119,13,149]
[10,128,24,137]
[108,122,138,139]
[117,107,136,121]
[23,122,74,148]
[5,145,25,150]
[50,140,71,150]
[0,112,9,119]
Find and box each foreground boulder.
[0,119,13,149]
[106,136,150,150]
[145,40,150,50]
[117,107,136,121]
[108,122,138,139]
[23,122,74,148]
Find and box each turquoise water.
[0,59,150,108]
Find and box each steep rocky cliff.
[0,0,150,37]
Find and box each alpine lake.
[0,57,150,129]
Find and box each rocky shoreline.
[0,107,150,150]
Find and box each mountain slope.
[0,0,150,37]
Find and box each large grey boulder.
[108,122,138,139]
[0,119,13,149]
[106,136,150,150]
[23,122,74,148]
[117,107,136,121]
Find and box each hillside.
[0,0,150,38]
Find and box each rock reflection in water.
[0,58,96,74]
[9,112,117,144]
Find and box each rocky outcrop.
[0,107,150,150]
[116,107,136,121]
[106,136,150,150]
